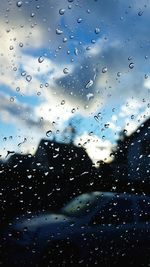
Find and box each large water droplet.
[129,62,134,69]
[85,79,94,89]
[9,45,14,50]
[117,72,121,77]
[61,100,65,105]
[56,28,63,35]
[26,75,32,82]
[46,130,52,137]
[38,56,44,63]
[95,27,100,34]
[77,18,82,23]
[102,67,107,73]
[74,47,78,56]
[19,42,23,47]
[138,11,143,16]
[10,97,14,102]
[59,9,65,15]
[16,1,22,7]
[94,115,99,122]
[63,68,69,74]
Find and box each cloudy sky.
[0,0,150,164]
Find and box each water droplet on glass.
[71,108,76,113]
[56,28,63,35]
[94,115,99,122]
[38,56,44,63]
[104,123,109,128]
[131,115,134,119]
[9,45,14,50]
[26,75,32,82]
[85,79,94,89]
[128,56,132,61]
[138,11,143,16]
[63,37,67,43]
[16,1,22,7]
[21,71,26,76]
[95,27,100,34]
[87,93,94,101]
[46,130,52,137]
[19,42,23,47]
[61,100,65,105]
[117,72,121,77]
[77,18,82,23]
[68,0,74,2]
[16,87,20,92]
[91,39,96,44]
[102,67,107,73]
[145,74,148,79]
[74,47,78,56]
[129,62,134,69]
[59,9,65,15]
[63,68,69,74]
[31,12,35,17]
[10,97,14,102]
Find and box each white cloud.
[75,133,113,166]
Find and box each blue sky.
[0,0,150,164]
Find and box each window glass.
[138,199,150,222]
[91,198,133,225]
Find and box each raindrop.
[85,79,94,89]
[102,67,107,73]
[31,12,35,17]
[104,123,109,128]
[59,9,65,15]
[10,97,14,102]
[77,18,82,23]
[16,1,22,7]
[45,83,49,87]
[95,27,100,34]
[87,93,94,101]
[56,28,63,35]
[21,71,26,76]
[26,75,32,82]
[16,87,20,92]
[68,0,74,2]
[46,130,52,137]
[38,56,44,63]
[74,47,78,56]
[63,68,69,74]
[61,100,65,105]
[145,74,148,79]
[91,39,96,44]
[63,37,67,43]
[19,42,23,47]
[71,108,76,113]
[128,56,132,60]
[138,11,143,16]
[117,72,121,77]
[131,115,134,119]
[94,115,99,122]
[9,45,14,50]
[129,62,134,69]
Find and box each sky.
[0,0,150,165]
